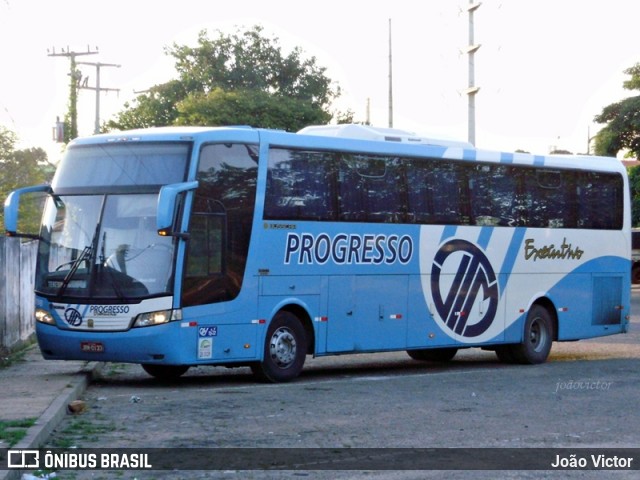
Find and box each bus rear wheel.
[407,347,458,362]
[498,305,553,365]
[141,364,189,380]
[252,311,307,383]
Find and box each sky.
[0,0,638,163]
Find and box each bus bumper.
[36,321,196,365]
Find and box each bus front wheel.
[252,311,307,383]
[500,305,553,365]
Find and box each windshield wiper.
[56,244,92,296]
[57,222,101,297]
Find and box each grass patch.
[105,363,128,377]
[0,418,36,446]
[49,417,117,448]
[0,346,29,368]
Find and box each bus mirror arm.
[157,181,199,238]
[4,184,52,237]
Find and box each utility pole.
[77,62,121,134]
[465,2,481,146]
[388,18,394,128]
[48,46,99,140]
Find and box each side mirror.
[4,184,52,238]
[156,181,198,238]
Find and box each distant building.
[622,159,640,169]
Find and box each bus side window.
[264,149,336,221]
[183,143,258,307]
[405,159,466,225]
[335,154,401,223]
[523,169,575,228]
[576,172,623,229]
[468,164,520,227]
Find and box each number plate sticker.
[197,327,216,360]
[80,341,104,353]
[198,326,218,337]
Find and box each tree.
[107,80,187,130]
[175,88,331,130]
[0,126,53,232]
[594,63,640,158]
[628,165,640,226]
[107,26,341,132]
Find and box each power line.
[47,46,99,140]
[76,61,121,134]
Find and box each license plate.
[80,341,104,353]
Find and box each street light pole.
[466,2,481,146]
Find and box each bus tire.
[494,345,517,364]
[141,364,189,380]
[407,347,458,362]
[633,264,640,284]
[510,304,554,364]
[252,311,307,383]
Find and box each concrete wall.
[0,237,37,355]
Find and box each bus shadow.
[93,349,512,389]
[93,344,640,390]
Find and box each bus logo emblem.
[431,239,498,338]
[64,308,83,327]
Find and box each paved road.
[43,290,640,479]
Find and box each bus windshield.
[34,141,190,301]
[36,193,176,300]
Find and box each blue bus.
[4,124,631,382]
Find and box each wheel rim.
[529,317,548,353]
[269,327,297,368]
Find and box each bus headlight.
[35,308,56,325]
[133,309,182,328]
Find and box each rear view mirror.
[156,181,198,238]
[4,184,52,239]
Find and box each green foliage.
[176,88,331,130]
[107,25,340,132]
[628,165,640,226]
[593,126,620,157]
[0,125,17,161]
[623,64,640,91]
[594,63,640,157]
[0,126,54,232]
[106,80,187,130]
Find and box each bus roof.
[298,124,473,149]
[70,125,626,175]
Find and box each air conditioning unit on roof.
[298,124,472,149]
